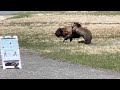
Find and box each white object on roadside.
[0,36,22,69]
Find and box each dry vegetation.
[1,14,120,54]
[1,12,120,71]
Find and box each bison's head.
[55,27,71,38]
[55,28,64,37]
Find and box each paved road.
[0,49,120,79]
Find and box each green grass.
[17,31,120,72]
[44,51,120,71]
[2,12,120,72]
[87,11,120,15]
[7,12,37,19]
[2,30,120,72]
[37,11,120,15]
[7,11,120,19]
[38,11,120,15]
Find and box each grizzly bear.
[72,22,92,44]
[55,26,80,42]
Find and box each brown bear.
[55,26,80,42]
[72,22,92,44]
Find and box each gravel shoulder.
[0,49,120,79]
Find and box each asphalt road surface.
[0,49,120,79]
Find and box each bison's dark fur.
[55,26,80,42]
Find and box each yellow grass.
[2,13,120,71]
[1,14,120,55]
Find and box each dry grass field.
[1,11,120,71]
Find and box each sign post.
[0,36,22,69]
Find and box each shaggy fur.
[55,26,80,42]
[72,22,92,44]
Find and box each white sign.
[0,36,22,69]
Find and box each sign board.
[0,36,22,69]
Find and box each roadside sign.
[0,36,22,69]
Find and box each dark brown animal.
[55,26,80,42]
[72,22,92,44]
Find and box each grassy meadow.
[1,11,120,71]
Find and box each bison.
[55,26,80,42]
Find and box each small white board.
[0,36,22,69]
